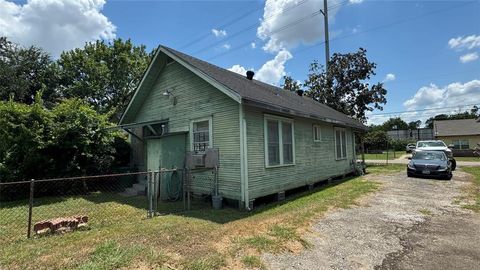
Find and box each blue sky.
[1,0,479,125]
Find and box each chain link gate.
[146,167,218,217]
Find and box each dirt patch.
[264,171,480,269]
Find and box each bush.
[0,98,129,183]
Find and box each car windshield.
[413,151,446,160]
[417,141,446,148]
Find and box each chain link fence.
[1,168,217,244]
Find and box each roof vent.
[246,70,255,80]
[296,90,304,96]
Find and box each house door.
[146,139,162,172]
[145,134,186,200]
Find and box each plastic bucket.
[212,195,223,209]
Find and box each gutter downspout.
[239,103,250,210]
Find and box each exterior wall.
[133,62,241,200]
[244,106,356,199]
[436,135,480,149]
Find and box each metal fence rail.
[0,171,149,243]
[1,169,217,243]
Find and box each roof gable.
[120,45,367,130]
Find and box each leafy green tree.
[363,129,389,150]
[57,39,152,121]
[282,75,302,92]
[0,37,59,107]
[46,98,120,177]
[424,106,479,128]
[0,96,52,182]
[407,120,422,130]
[304,48,387,122]
[381,117,408,131]
[0,97,128,183]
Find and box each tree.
[363,129,389,150]
[57,39,152,121]
[0,37,59,107]
[381,117,408,131]
[304,48,387,122]
[407,120,422,130]
[282,75,302,92]
[424,107,479,128]
[0,97,126,183]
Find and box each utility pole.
[320,0,330,71]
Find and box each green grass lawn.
[363,151,406,160]
[0,176,379,270]
[460,167,480,212]
[455,156,480,162]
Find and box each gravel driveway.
[264,170,480,270]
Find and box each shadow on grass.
[175,174,360,225]
[1,173,364,229]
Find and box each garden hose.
[166,171,182,201]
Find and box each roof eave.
[243,98,367,131]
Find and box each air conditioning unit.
[192,154,206,167]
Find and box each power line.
[205,0,352,61]
[369,103,479,116]
[179,2,264,50]
[293,1,476,56]
[190,0,312,56]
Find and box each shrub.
[0,98,129,183]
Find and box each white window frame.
[334,127,347,160]
[190,116,213,153]
[313,125,322,142]
[452,139,469,150]
[264,114,295,168]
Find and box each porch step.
[119,183,146,197]
[132,183,147,195]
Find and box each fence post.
[147,170,153,218]
[27,178,34,238]
[153,171,159,215]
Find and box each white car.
[414,140,456,170]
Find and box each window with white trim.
[335,128,347,159]
[191,118,212,153]
[452,139,469,150]
[265,115,295,167]
[313,125,322,142]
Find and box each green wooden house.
[119,45,367,209]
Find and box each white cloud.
[0,0,116,57]
[257,0,344,53]
[448,34,480,51]
[222,43,231,50]
[383,73,396,82]
[349,0,364,4]
[459,52,479,63]
[228,64,250,76]
[211,28,227,38]
[228,50,293,85]
[251,42,256,49]
[368,79,480,126]
[403,79,480,119]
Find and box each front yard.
[6,163,474,270]
[0,171,383,270]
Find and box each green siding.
[245,106,356,199]
[133,62,241,200]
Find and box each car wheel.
[407,172,413,177]
[451,159,457,171]
[446,173,453,180]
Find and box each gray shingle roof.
[162,46,367,130]
[434,119,480,136]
